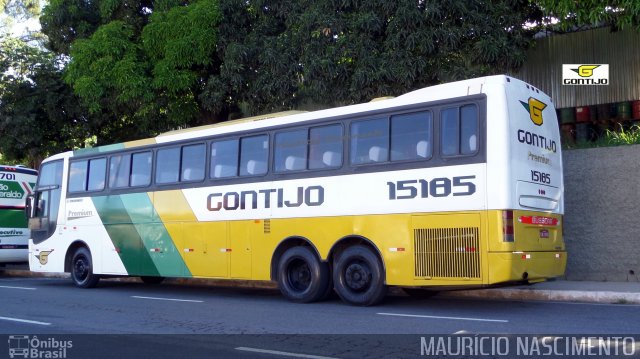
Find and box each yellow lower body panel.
[487,251,567,283]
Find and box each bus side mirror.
[25,195,36,218]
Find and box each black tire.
[277,246,331,303]
[70,247,100,288]
[403,288,439,298]
[333,245,387,306]
[141,276,165,284]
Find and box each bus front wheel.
[277,246,331,303]
[333,245,386,306]
[70,247,100,288]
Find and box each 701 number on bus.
[387,175,476,200]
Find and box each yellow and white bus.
[28,75,566,305]
[1,165,37,264]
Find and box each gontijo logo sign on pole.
[562,64,609,85]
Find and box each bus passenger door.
[29,160,64,244]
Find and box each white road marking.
[0,316,51,326]
[235,347,338,359]
[131,295,203,303]
[377,312,508,323]
[0,285,36,290]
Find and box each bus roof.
[0,165,37,175]
[69,74,528,157]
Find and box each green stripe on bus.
[120,193,191,277]
[0,210,28,228]
[92,195,160,277]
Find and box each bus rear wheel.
[277,246,331,303]
[70,247,100,288]
[333,245,386,306]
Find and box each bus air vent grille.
[414,227,480,279]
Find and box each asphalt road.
[0,274,639,358]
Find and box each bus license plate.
[539,229,549,238]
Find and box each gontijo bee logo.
[562,64,609,85]
[520,97,547,126]
[35,250,53,265]
[572,65,600,77]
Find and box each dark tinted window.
[181,144,205,182]
[309,125,343,169]
[350,118,389,165]
[68,161,87,192]
[109,155,131,188]
[461,105,478,155]
[274,130,307,172]
[131,152,152,187]
[156,147,180,184]
[240,135,268,176]
[69,158,106,192]
[87,158,106,191]
[211,139,239,179]
[441,104,478,156]
[391,111,432,161]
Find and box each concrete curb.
[440,288,640,304]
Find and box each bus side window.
[390,111,432,161]
[211,139,239,179]
[181,144,205,182]
[109,155,131,188]
[240,135,268,176]
[441,104,479,157]
[274,129,307,173]
[131,152,152,187]
[309,124,343,169]
[441,108,459,156]
[156,147,180,184]
[461,104,478,154]
[350,118,389,165]
[68,161,88,192]
[87,158,106,191]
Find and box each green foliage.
[289,0,541,106]
[536,0,640,31]
[0,38,88,167]
[605,124,640,145]
[59,0,223,143]
[66,21,148,111]
[39,0,101,54]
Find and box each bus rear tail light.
[503,210,514,242]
